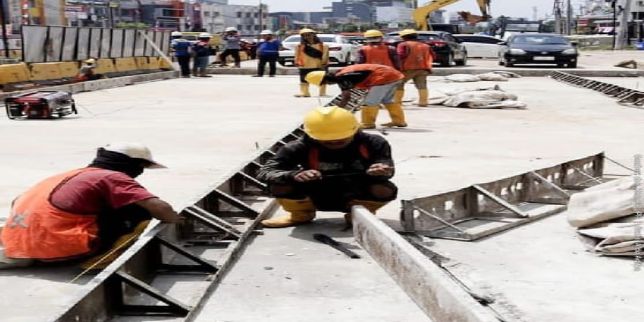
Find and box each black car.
[386,31,467,67]
[498,33,578,68]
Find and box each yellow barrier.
[58,61,80,78]
[29,62,63,81]
[114,57,137,73]
[94,58,116,74]
[147,57,160,70]
[158,57,173,70]
[0,63,31,85]
[134,57,149,70]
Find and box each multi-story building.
[219,4,269,35]
[6,0,66,29]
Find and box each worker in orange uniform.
[294,28,329,98]
[396,29,433,107]
[0,143,182,269]
[305,64,407,128]
[257,106,397,228]
[357,29,400,70]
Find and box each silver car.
[278,34,359,66]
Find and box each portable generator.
[5,91,77,120]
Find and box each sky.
[228,0,584,20]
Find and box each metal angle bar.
[188,205,243,236]
[183,208,242,239]
[527,171,571,198]
[154,236,219,273]
[472,185,529,218]
[115,271,191,316]
[212,188,260,216]
[572,167,604,185]
[235,171,267,190]
[410,204,470,235]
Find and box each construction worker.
[253,29,281,77]
[305,64,407,129]
[219,27,241,68]
[257,106,397,228]
[0,143,182,269]
[357,29,400,70]
[396,29,433,107]
[171,31,192,78]
[294,28,329,97]
[76,58,104,82]
[192,32,213,77]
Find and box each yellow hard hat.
[305,71,326,86]
[303,106,359,141]
[364,29,383,38]
[299,28,316,35]
[399,29,417,37]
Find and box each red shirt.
[50,167,155,214]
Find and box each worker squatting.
[0,28,432,269]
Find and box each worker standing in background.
[253,30,281,77]
[76,58,104,82]
[171,31,192,78]
[396,29,433,107]
[294,28,329,97]
[192,33,213,77]
[357,29,400,70]
[305,64,407,129]
[257,106,397,228]
[0,143,182,269]
[219,27,241,68]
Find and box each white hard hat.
[260,29,273,35]
[199,32,211,38]
[103,143,166,169]
[225,27,237,32]
[171,31,182,37]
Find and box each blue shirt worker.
[253,30,281,77]
[192,33,214,77]
[219,27,241,68]
[171,31,192,78]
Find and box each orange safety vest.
[295,43,327,68]
[1,168,100,260]
[308,145,370,170]
[399,41,433,71]
[336,64,403,89]
[361,44,395,68]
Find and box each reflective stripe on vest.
[335,64,404,89]
[308,145,370,170]
[1,168,100,260]
[361,44,395,68]
[401,41,432,71]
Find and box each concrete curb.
[207,66,643,77]
[352,206,499,322]
[0,71,178,100]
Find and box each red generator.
[5,91,77,120]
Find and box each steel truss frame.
[550,71,644,107]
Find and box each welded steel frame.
[401,153,606,241]
[550,71,644,107]
[51,89,368,321]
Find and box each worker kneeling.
[258,106,397,228]
[0,143,181,269]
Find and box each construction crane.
[412,0,491,31]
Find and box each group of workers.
[293,28,433,129]
[0,27,433,270]
[171,31,216,78]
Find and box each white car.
[452,34,503,59]
[278,34,359,66]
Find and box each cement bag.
[576,219,644,256]
[566,177,634,228]
[476,72,509,81]
[491,71,521,78]
[442,90,526,109]
[444,74,481,82]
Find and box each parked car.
[278,34,359,66]
[386,31,467,67]
[498,33,579,68]
[452,34,503,58]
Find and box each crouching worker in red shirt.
[0,143,182,269]
[257,106,397,228]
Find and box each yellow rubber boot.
[294,83,311,97]
[360,105,379,129]
[381,103,407,127]
[80,220,151,270]
[394,89,404,104]
[319,84,327,97]
[417,89,429,107]
[344,199,389,225]
[262,198,316,228]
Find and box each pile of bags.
[429,85,527,109]
[566,177,644,256]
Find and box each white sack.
[566,177,634,228]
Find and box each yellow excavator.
[412,0,491,31]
